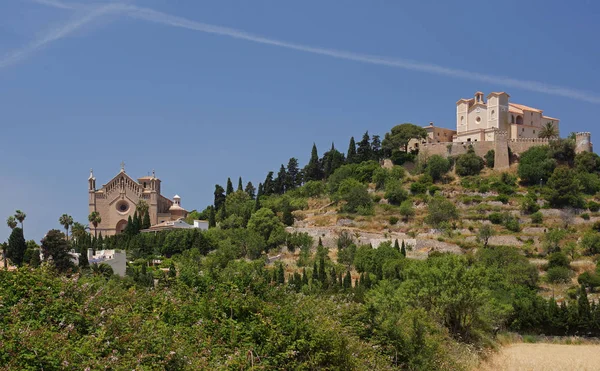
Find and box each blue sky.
[1,0,600,241]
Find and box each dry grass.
[480,343,600,371]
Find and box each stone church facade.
[88,164,187,236]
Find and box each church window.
[476,116,481,123]
[144,182,147,188]
[491,110,495,119]
[461,116,464,123]
[116,200,130,213]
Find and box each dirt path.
[480,343,600,371]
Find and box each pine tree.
[226,178,234,195]
[303,143,323,182]
[371,134,382,161]
[286,157,301,190]
[322,143,346,178]
[263,172,275,196]
[208,206,216,228]
[237,177,243,192]
[275,164,287,194]
[401,240,407,257]
[142,211,151,229]
[357,131,372,163]
[7,227,26,266]
[214,184,226,210]
[245,181,256,199]
[347,137,357,163]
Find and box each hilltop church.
[88,164,187,236]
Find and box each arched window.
[516,116,524,125]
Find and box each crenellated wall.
[418,133,593,171]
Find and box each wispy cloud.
[21,0,600,104]
[0,2,124,69]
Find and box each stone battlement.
[509,138,551,143]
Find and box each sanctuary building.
[88,164,188,236]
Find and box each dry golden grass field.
[480,343,600,371]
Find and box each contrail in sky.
[16,0,600,104]
[0,2,124,69]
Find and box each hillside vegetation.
[3,124,600,370]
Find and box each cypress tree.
[357,131,372,163]
[330,267,337,286]
[208,207,216,228]
[142,211,151,229]
[303,143,323,182]
[319,255,326,283]
[226,178,234,195]
[132,211,141,234]
[237,177,243,192]
[277,263,285,284]
[578,285,591,325]
[272,268,278,283]
[318,237,323,247]
[394,239,400,252]
[97,233,104,250]
[364,272,372,289]
[124,215,133,236]
[302,268,309,286]
[7,227,26,266]
[79,245,89,269]
[343,271,352,289]
[245,181,256,199]
[312,261,319,281]
[401,240,407,257]
[347,136,357,163]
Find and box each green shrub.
[546,252,570,270]
[384,179,409,205]
[589,201,600,212]
[531,212,543,224]
[428,185,440,196]
[423,155,451,182]
[545,266,573,283]
[410,182,427,195]
[485,149,495,168]
[488,212,504,225]
[581,213,591,220]
[455,152,485,176]
[495,195,510,204]
[518,146,556,185]
[593,221,600,232]
[389,216,399,225]
[504,216,521,232]
[521,196,540,214]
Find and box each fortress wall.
[419,141,495,159]
[508,138,551,155]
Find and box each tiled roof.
[509,103,543,113]
[509,106,524,114]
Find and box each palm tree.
[136,199,149,217]
[88,211,102,239]
[71,222,89,242]
[6,216,17,230]
[14,210,26,232]
[59,214,74,241]
[538,122,559,139]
